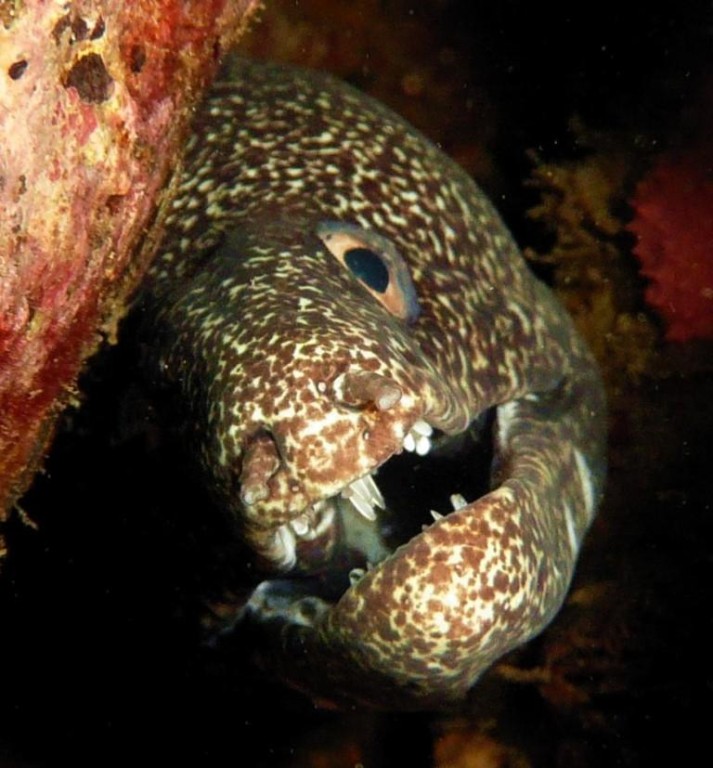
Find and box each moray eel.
[140,58,606,709]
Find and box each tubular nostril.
[333,370,403,411]
[239,430,281,506]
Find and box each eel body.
[140,58,606,709]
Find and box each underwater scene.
[1,1,711,765]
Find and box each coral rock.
[0,0,258,533]
[629,147,713,342]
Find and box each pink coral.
[0,1,258,524]
[629,146,713,342]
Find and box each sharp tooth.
[450,493,467,511]
[411,420,433,437]
[290,514,310,536]
[350,474,384,509]
[403,432,416,452]
[347,494,377,522]
[311,500,337,537]
[341,475,384,509]
[415,435,431,456]
[274,524,297,569]
[366,474,385,508]
[430,509,444,521]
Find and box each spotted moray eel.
[140,58,606,709]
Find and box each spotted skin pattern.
[141,59,606,709]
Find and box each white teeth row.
[403,419,433,456]
[273,473,385,569]
[340,473,384,522]
[271,420,439,567]
[275,485,468,570]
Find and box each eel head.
[164,219,474,575]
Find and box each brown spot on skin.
[105,194,124,215]
[52,13,89,45]
[493,570,509,592]
[411,638,432,655]
[393,557,413,586]
[537,570,549,591]
[377,621,399,642]
[64,53,113,104]
[71,15,88,41]
[461,546,484,570]
[52,14,73,44]
[429,562,451,586]
[90,17,106,40]
[480,586,495,602]
[130,45,146,74]
[503,519,519,541]
[8,60,28,80]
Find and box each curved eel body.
[140,58,606,709]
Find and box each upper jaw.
[243,418,436,572]
[234,361,473,573]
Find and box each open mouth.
[271,410,495,594]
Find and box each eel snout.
[234,363,435,571]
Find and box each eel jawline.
[255,418,437,571]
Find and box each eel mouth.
[272,410,494,582]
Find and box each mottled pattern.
[140,58,606,709]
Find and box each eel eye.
[343,247,389,293]
[316,220,420,323]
